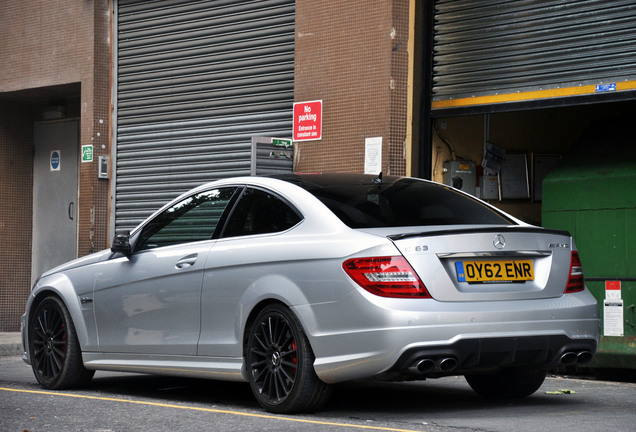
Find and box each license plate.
[455,260,534,283]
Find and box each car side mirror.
[111,231,132,256]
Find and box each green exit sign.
[272,138,292,148]
[81,145,93,162]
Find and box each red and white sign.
[293,100,322,141]
[605,280,622,299]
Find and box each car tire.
[246,303,331,413]
[465,367,546,398]
[28,295,95,389]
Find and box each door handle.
[68,202,74,220]
[175,254,198,269]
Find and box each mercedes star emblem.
[493,234,506,249]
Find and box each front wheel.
[465,367,546,398]
[28,295,94,389]
[246,304,331,413]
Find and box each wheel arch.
[241,299,332,412]
[242,297,320,356]
[25,286,95,389]
[237,273,313,339]
[27,277,92,355]
[240,295,322,383]
[242,299,285,351]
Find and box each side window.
[136,187,238,251]
[222,188,302,238]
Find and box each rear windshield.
[290,176,513,228]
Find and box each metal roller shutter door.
[115,0,295,231]
[432,0,636,110]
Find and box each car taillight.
[343,256,431,298]
[565,251,585,293]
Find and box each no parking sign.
[293,100,322,141]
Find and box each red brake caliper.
[291,340,297,372]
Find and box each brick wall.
[78,0,111,256]
[294,0,410,176]
[0,0,111,331]
[0,102,34,331]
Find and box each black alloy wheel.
[28,295,94,389]
[246,304,331,413]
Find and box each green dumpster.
[542,124,635,369]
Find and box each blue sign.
[595,83,616,93]
[50,150,61,171]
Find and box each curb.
[0,333,23,357]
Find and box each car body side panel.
[92,241,214,355]
[197,227,398,357]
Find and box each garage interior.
[430,99,635,225]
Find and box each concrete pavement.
[0,332,22,356]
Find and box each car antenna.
[372,172,383,184]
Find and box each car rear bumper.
[387,334,597,378]
[302,289,600,384]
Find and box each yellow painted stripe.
[0,386,422,432]
[431,80,636,109]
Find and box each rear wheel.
[246,304,331,413]
[465,367,546,398]
[28,295,94,389]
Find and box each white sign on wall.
[364,137,382,175]
[604,280,623,337]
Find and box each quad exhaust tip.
[407,350,592,375]
[438,357,458,372]
[576,350,594,364]
[409,357,458,375]
[559,350,593,365]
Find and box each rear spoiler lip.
[387,226,571,241]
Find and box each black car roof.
[271,172,406,189]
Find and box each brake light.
[343,256,431,298]
[565,251,585,293]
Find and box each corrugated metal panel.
[115,0,295,231]
[250,137,293,175]
[432,0,636,107]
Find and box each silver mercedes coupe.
[22,173,600,413]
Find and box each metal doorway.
[31,120,79,284]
